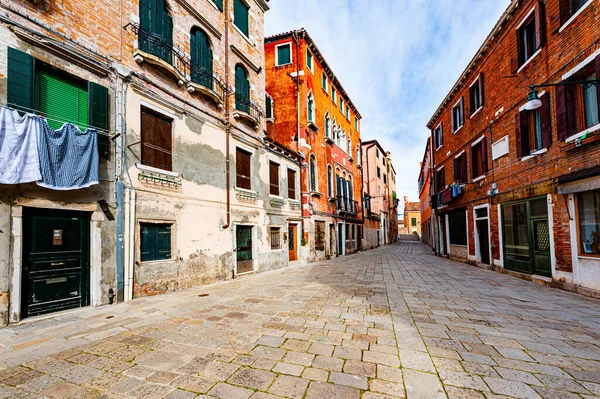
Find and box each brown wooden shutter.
[141,108,173,171]
[269,161,279,196]
[556,84,568,141]
[540,94,552,149]
[156,117,172,171]
[287,169,296,199]
[454,157,460,182]
[479,73,485,107]
[481,138,488,174]
[596,54,600,116]
[461,154,468,182]
[535,0,545,50]
[236,148,251,189]
[515,111,523,158]
[512,33,522,72]
[516,110,530,157]
[565,84,578,139]
[549,0,565,33]
[559,0,571,25]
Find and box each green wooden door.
[22,209,90,318]
[139,0,173,63]
[190,28,213,89]
[236,225,254,274]
[235,65,250,113]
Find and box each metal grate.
[535,220,550,252]
[270,227,281,250]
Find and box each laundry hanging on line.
[0,105,100,190]
[0,107,42,184]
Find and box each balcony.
[337,196,360,215]
[187,67,226,108]
[234,95,263,129]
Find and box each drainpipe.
[359,139,365,248]
[431,134,440,256]
[222,0,232,230]
[115,181,125,302]
[291,30,303,243]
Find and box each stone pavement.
[1,241,600,399]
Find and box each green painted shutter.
[234,0,249,37]
[35,66,88,131]
[265,96,272,118]
[191,29,213,88]
[235,65,250,113]
[155,225,172,260]
[88,82,110,159]
[213,0,223,11]
[140,224,155,261]
[7,47,35,113]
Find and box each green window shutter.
[213,0,223,11]
[190,28,213,88]
[7,47,35,113]
[235,65,250,113]
[155,225,172,260]
[140,224,156,261]
[234,0,249,37]
[88,82,110,159]
[35,66,88,131]
[265,96,272,119]
[140,224,171,261]
[277,45,290,65]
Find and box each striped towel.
[37,121,99,190]
[0,107,42,184]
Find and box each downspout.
[291,30,303,242]
[487,123,495,266]
[222,0,231,230]
[431,133,440,256]
[359,139,365,248]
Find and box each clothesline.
[3,103,114,136]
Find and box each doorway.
[337,222,344,255]
[22,208,90,318]
[235,225,254,274]
[474,205,491,265]
[288,224,297,261]
[329,223,335,257]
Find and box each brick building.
[418,138,433,246]
[426,0,600,296]
[0,0,310,326]
[403,198,421,236]
[265,29,363,261]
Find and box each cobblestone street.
[1,241,600,399]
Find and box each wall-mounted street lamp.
[525,80,600,110]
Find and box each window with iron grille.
[315,221,325,251]
[270,227,281,250]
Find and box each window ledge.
[235,187,257,195]
[275,62,292,68]
[531,148,548,156]
[136,163,179,178]
[559,0,594,33]
[269,194,284,199]
[472,175,485,183]
[578,255,600,260]
[133,49,186,86]
[517,48,542,74]
[186,82,223,108]
[452,125,464,135]
[565,123,600,143]
[435,145,443,151]
[310,191,322,198]
[140,259,177,266]
[470,106,483,120]
[308,121,319,132]
[233,109,259,128]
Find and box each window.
[140,223,172,262]
[327,165,333,197]
[233,0,249,37]
[287,169,296,199]
[517,103,549,157]
[471,138,488,179]
[236,148,251,189]
[577,189,600,256]
[324,113,330,138]
[276,43,291,66]
[383,174,387,185]
[377,166,381,178]
[411,218,417,227]
[315,221,325,251]
[345,105,349,120]
[453,152,467,184]
[306,48,314,72]
[332,87,336,103]
[376,148,379,158]
[211,0,223,11]
[265,94,273,120]
[309,155,317,192]
[469,74,484,115]
[269,161,279,196]
[434,123,443,149]
[139,0,173,63]
[270,227,281,250]
[355,144,360,162]
[448,209,467,246]
[557,60,600,141]
[517,12,537,67]
[307,92,315,122]
[435,168,446,192]
[141,107,173,171]
[452,98,464,133]
[322,72,328,92]
[340,98,344,113]
[354,117,359,131]
[190,27,213,89]
[558,0,592,27]
[235,64,250,113]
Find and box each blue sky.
[265,0,509,214]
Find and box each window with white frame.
[322,72,328,92]
[434,123,443,149]
[469,74,484,116]
[306,48,314,73]
[309,154,317,192]
[577,188,600,256]
[307,91,315,122]
[275,43,292,66]
[452,98,464,133]
[324,112,330,138]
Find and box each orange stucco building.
[265,29,363,261]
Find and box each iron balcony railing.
[235,95,264,124]
[337,195,359,214]
[126,23,226,102]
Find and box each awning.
[557,175,600,194]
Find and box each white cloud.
[265,0,508,213]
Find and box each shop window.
[140,223,172,262]
[577,189,600,255]
[503,203,530,260]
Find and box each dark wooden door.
[338,223,344,255]
[236,225,254,274]
[476,219,490,265]
[22,208,90,318]
[288,225,297,261]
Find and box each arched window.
[355,144,360,163]
[324,113,330,138]
[347,138,351,154]
[139,0,173,63]
[190,27,213,88]
[235,64,250,113]
[309,155,317,192]
[327,165,333,198]
[347,176,354,202]
[332,120,337,142]
[335,169,342,198]
[307,91,315,122]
